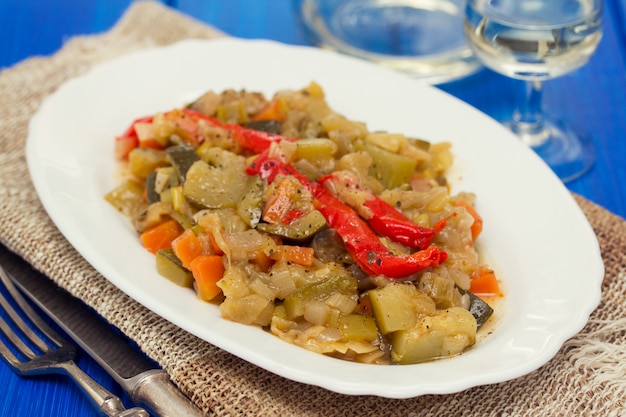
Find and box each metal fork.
[0,264,150,417]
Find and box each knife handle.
[128,370,206,417]
[57,359,150,417]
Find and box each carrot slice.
[470,266,502,296]
[140,219,183,254]
[455,199,483,240]
[190,255,225,301]
[251,97,288,122]
[270,245,315,267]
[172,229,204,270]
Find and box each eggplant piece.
[457,287,494,330]
[145,171,160,204]
[245,119,282,134]
[311,228,351,264]
[166,144,200,182]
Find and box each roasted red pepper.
[363,198,447,249]
[180,108,293,153]
[318,171,446,250]
[247,154,447,279]
[115,108,293,159]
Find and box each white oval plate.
[26,38,603,398]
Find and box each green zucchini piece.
[294,138,338,161]
[338,314,378,342]
[237,176,265,227]
[256,210,327,241]
[166,144,200,181]
[104,179,144,217]
[128,147,169,180]
[354,140,417,189]
[368,283,436,335]
[155,248,194,288]
[390,307,477,364]
[183,159,248,209]
[418,272,465,309]
[283,275,358,320]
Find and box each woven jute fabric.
[1,2,624,416]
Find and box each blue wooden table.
[1,1,624,415]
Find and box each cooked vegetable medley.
[105,82,502,365]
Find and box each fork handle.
[128,370,205,417]
[59,360,150,417]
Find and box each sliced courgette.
[155,248,193,288]
[256,210,327,242]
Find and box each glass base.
[506,118,595,183]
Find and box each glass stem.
[510,80,549,147]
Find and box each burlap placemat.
[1,2,624,416]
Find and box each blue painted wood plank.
[1,1,625,416]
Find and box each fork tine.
[0,265,76,373]
[0,264,67,345]
[0,292,47,356]
[0,315,36,367]
[0,262,151,416]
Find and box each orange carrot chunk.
[251,97,288,122]
[140,219,183,254]
[172,229,203,270]
[190,255,225,301]
[470,266,502,296]
[270,245,315,267]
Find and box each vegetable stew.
[105,82,502,365]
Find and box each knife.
[0,245,205,417]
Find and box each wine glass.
[464,0,603,182]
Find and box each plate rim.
[25,37,604,398]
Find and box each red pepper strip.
[318,172,446,250]
[230,125,293,154]
[116,108,293,157]
[364,198,447,250]
[315,191,448,278]
[180,108,294,154]
[247,154,447,279]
